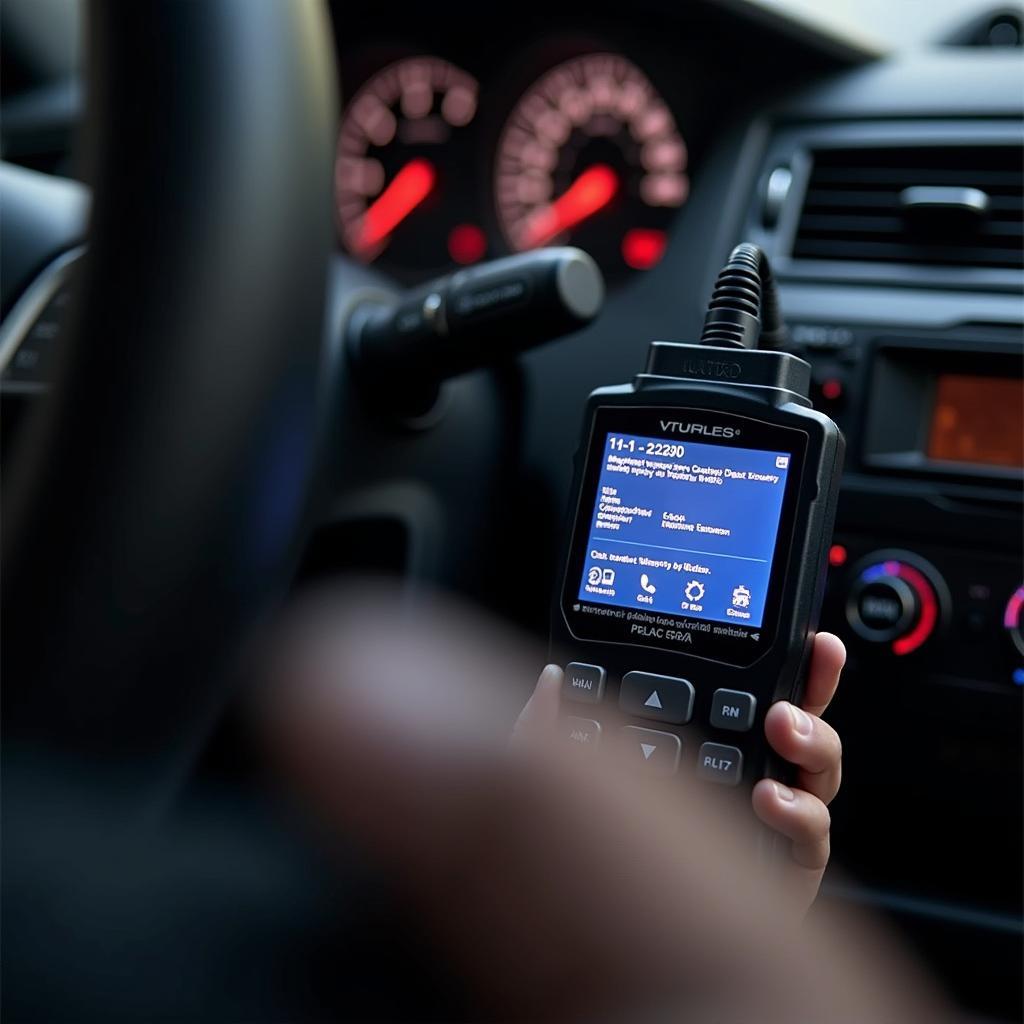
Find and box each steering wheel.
[0,4,416,1018]
[4,2,335,790]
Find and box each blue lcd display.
[577,431,791,628]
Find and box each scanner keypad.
[561,662,759,784]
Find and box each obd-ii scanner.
[551,244,844,800]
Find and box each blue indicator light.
[1013,668,1024,687]
[861,563,888,582]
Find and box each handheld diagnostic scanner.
[551,244,845,792]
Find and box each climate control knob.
[1004,585,1024,659]
[845,552,947,656]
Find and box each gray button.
[618,726,681,777]
[709,689,757,732]
[563,663,605,704]
[619,671,694,724]
[565,717,601,750]
[696,742,744,786]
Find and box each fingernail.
[774,782,796,802]
[790,704,813,736]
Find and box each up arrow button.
[619,672,694,724]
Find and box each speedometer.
[336,57,487,276]
[495,54,688,278]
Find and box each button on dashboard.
[619,671,694,724]
[563,663,605,704]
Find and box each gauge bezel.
[493,51,689,279]
[335,55,484,278]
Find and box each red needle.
[520,164,619,248]
[355,157,436,253]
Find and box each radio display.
[927,374,1023,469]
[576,432,792,629]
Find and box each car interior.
[2,1,1022,1020]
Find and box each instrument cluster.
[335,45,693,285]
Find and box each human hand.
[514,633,846,913]
[269,595,943,1021]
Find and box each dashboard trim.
[0,244,83,380]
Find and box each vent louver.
[793,145,1023,271]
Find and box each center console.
[786,316,1022,1009]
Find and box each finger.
[801,632,846,717]
[751,779,831,870]
[510,665,563,748]
[764,701,843,804]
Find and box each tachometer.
[336,57,487,275]
[495,54,688,278]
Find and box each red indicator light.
[821,378,843,402]
[828,544,848,567]
[621,228,667,271]
[448,223,486,265]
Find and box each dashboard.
[336,50,686,282]
[322,11,1024,1018]
[0,1,1022,1018]
[328,4,838,288]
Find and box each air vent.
[793,146,1023,271]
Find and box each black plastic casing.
[550,342,845,790]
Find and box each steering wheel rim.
[2,0,337,801]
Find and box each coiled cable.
[700,242,787,350]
